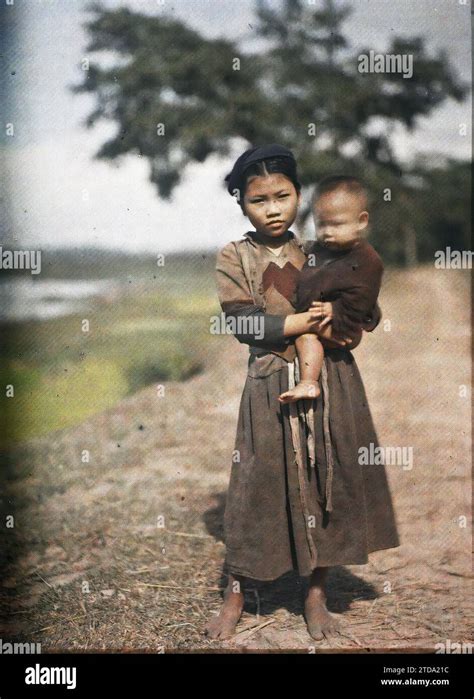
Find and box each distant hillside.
[0,247,219,281]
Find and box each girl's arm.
[216,241,288,348]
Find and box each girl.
[205,144,399,641]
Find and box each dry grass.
[0,266,472,652]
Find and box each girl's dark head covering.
[224,144,300,201]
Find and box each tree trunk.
[403,223,418,267]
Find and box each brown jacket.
[215,230,308,361]
[215,231,381,359]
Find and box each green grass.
[0,276,220,447]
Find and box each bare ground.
[1,267,472,652]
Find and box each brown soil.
[1,267,472,652]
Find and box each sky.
[1,0,471,253]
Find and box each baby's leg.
[278,333,323,403]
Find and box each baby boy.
[279,175,383,403]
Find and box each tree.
[74,0,469,264]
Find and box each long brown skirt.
[223,348,400,581]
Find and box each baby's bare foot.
[304,588,340,641]
[278,381,320,404]
[204,588,244,640]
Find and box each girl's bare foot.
[278,381,320,404]
[204,575,244,640]
[304,587,340,640]
[304,567,340,641]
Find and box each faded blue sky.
[2,0,471,252]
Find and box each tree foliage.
[75,0,470,264]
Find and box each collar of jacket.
[242,229,308,253]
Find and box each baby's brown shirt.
[295,239,384,336]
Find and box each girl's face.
[242,173,301,238]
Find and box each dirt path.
[1,267,472,651]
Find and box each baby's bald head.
[312,175,368,211]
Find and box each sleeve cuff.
[230,309,290,347]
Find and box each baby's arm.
[361,302,382,332]
[326,254,383,339]
[307,251,383,348]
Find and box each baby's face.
[314,190,368,251]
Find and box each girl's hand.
[317,322,352,347]
[309,301,333,326]
[284,312,349,346]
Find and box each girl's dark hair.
[239,157,301,211]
